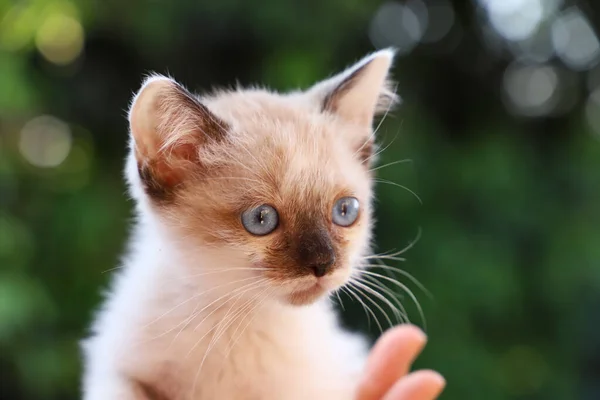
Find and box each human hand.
[356,325,445,400]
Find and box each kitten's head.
[127,49,397,306]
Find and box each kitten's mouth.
[288,282,327,306]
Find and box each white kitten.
[82,49,398,400]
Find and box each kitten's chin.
[286,283,328,306]
[285,276,348,306]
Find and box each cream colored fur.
[82,49,397,400]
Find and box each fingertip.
[419,369,446,390]
[381,324,427,347]
[399,323,427,338]
[359,325,432,400]
[411,370,446,398]
[381,370,446,400]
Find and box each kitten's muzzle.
[295,228,337,278]
[310,255,336,278]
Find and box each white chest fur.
[82,230,368,400]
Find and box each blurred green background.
[2,0,600,399]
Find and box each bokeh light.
[551,7,600,71]
[421,0,455,44]
[1,0,84,64]
[508,24,554,63]
[502,62,559,117]
[483,0,545,42]
[369,0,429,55]
[19,116,73,168]
[0,4,38,51]
[35,12,84,65]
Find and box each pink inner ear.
[129,76,229,197]
[150,141,200,188]
[312,49,398,129]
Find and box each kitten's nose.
[310,255,336,278]
[295,228,337,278]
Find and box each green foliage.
[1,1,599,399]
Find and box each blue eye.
[332,197,360,227]
[242,205,279,236]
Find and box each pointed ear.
[309,49,399,128]
[129,74,228,201]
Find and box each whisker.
[346,282,384,333]
[166,296,206,349]
[141,275,264,331]
[167,277,266,348]
[185,280,269,359]
[203,293,251,359]
[341,285,379,332]
[333,290,346,312]
[100,266,123,274]
[190,285,270,396]
[359,262,433,300]
[372,83,399,138]
[190,279,268,334]
[349,279,395,328]
[140,278,268,346]
[222,286,274,359]
[374,178,422,204]
[364,227,422,260]
[209,282,268,346]
[353,87,397,161]
[365,255,406,262]
[360,270,427,331]
[355,274,408,323]
[168,267,270,283]
[369,159,412,173]
[362,128,400,166]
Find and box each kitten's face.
[128,50,397,305]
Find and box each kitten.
[82,49,399,400]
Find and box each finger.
[356,325,427,400]
[382,370,446,400]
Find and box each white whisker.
[349,279,394,329]
[190,284,270,397]
[369,159,412,173]
[360,270,426,331]
[340,285,375,332]
[362,128,400,166]
[359,262,432,300]
[333,290,346,311]
[364,227,422,260]
[141,275,264,331]
[353,87,397,161]
[355,274,408,323]
[222,286,274,359]
[374,178,422,204]
[345,283,384,334]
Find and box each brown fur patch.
[129,362,184,400]
[132,378,172,400]
[356,138,374,165]
[137,161,174,203]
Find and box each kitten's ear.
[129,75,227,200]
[309,48,398,128]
